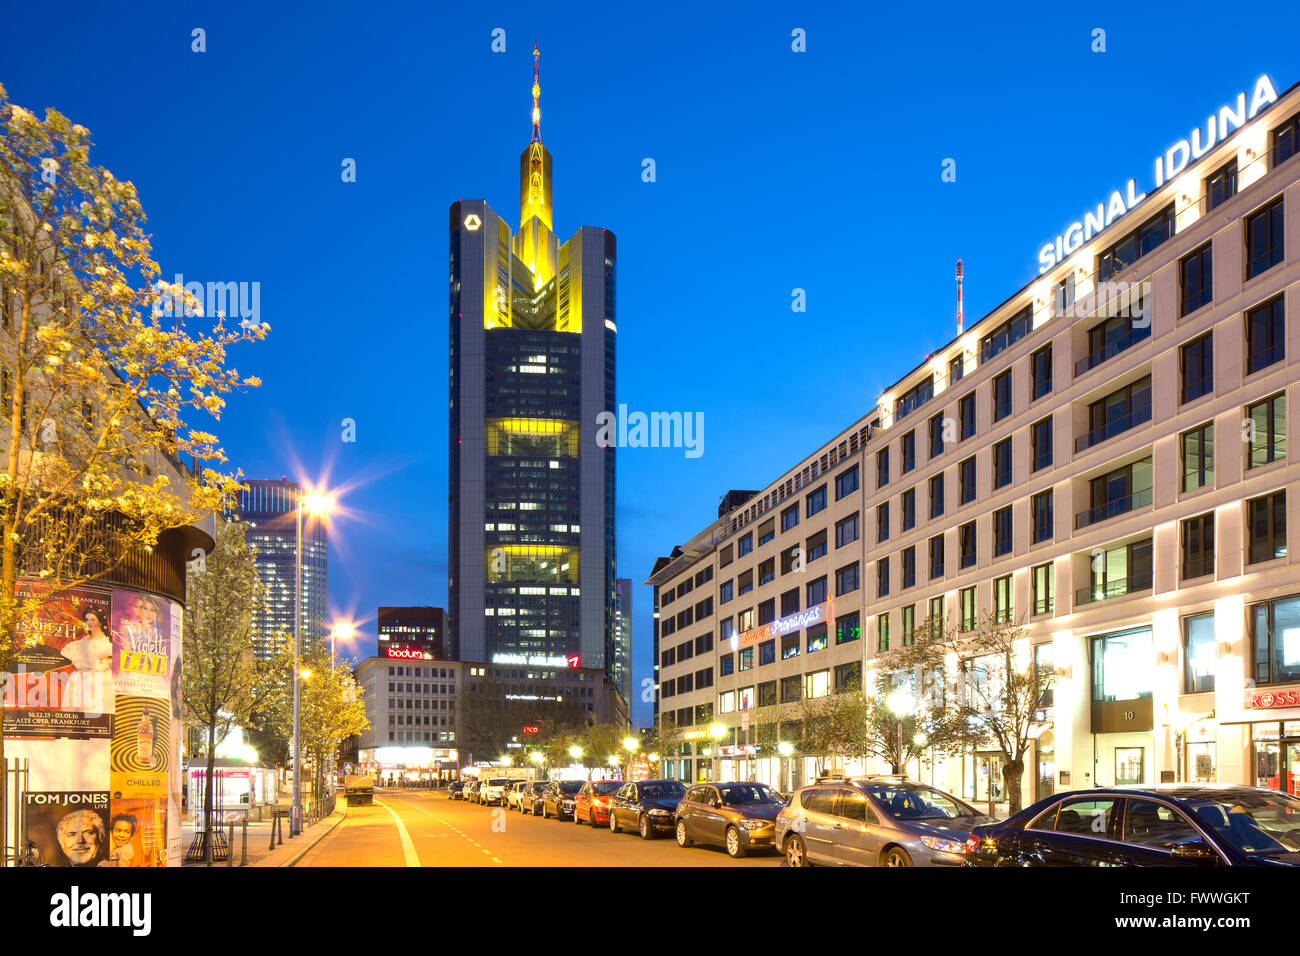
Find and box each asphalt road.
[297,790,784,867]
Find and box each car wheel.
[882,847,913,868]
[676,819,693,848]
[639,814,654,840]
[726,826,746,859]
[589,810,597,827]
[575,808,584,825]
[543,804,550,819]
[610,810,621,833]
[785,835,809,868]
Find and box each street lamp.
[330,621,356,660]
[887,690,915,776]
[709,722,727,783]
[622,736,638,782]
[293,488,334,837]
[568,744,583,764]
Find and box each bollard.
[241,817,248,866]
[226,823,234,867]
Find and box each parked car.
[519,780,549,816]
[573,780,622,826]
[965,785,1300,867]
[542,780,584,820]
[776,776,990,867]
[608,779,687,839]
[464,780,483,804]
[675,782,786,858]
[507,781,530,811]
[447,781,464,800]
[479,777,514,807]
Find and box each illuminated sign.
[522,725,540,735]
[491,653,576,668]
[682,730,707,741]
[1245,689,1300,710]
[385,647,430,660]
[735,598,834,649]
[1036,75,1278,274]
[463,213,482,231]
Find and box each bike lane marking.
[376,798,421,867]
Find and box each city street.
[297,790,783,867]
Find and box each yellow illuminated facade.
[485,417,580,457]
[486,544,580,584]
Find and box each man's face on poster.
[56,810,103,865]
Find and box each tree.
[575,720,633,776]
[181,518,268,861]
[0,85,263,838]
[877,612,1052,814]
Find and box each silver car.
[775,776,992,867]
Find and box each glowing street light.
[529,750,545,765]
[568,745,583,762]
[607,755,620,768]
[623,737,639,753]
[292,485,336,836]
[330,620,357,659]
[777,741,794,757]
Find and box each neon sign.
[735,598,834,649]
[385,647,429,660]
[491,653,576,668]
[1036,75,1279,274]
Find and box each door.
[696,787,727,846]
[830,791,881,867]
[1113,798,1219,867]
[1017,797,1122,867]
[798,789,842,864]
[678,787,705,839]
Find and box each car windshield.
[592,781,622,794]
[871,786,976,820]
[559,781,583,794]
[488,779,509,787]
[1182,790,1300,857]
[639,782,685,799]
[720,784,782,806]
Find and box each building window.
[1052,274,1076,318]
[992,370,1012,422]
[737,607,754,631]
[959,586,976,632]
[1031,490,1053,544]
[835,513,859,549]
[758,597,776,625]
[807,575,828,607]
[1091,628,1154,701]
[980,306,1030,362]
[959,456,976,505]
[1086,539,1154,603]
[781,504,799,532]
[901,431,916,473]
[877,448,890,488]
[1080,457,1153,529]
[1205,160,1237,212]
[1246,393,1286,469]
[949,354,965,385]
[1247,491,1287,565]
[901,604,916,645]
[781,634,799,661]
[720,580,733,604]
[992,507,1012,557]
[758,519,775,547]
[1246,295,1285,375]
[1183,613,1216,694]
[1182,512,1215,581]
[1098,203,1174,278]
[780,545,800,575]
[780,675,802,702]
[1250,594,1300,686]
[720,654,734,677]
[959,521,976,569]
[993,575,1012,623]
[877,557,890,598]
[926,533,943,579]
[1246,197,1284,279]
[1080,311,1152,375]
[758,679,777,705]
[929,474,945,519]
[806,529,827,562]
[805,670,830,699]
[928,413,945,459]
[928,596,945,637]
[806,484,827,517]
[993,439,1012,489]
[807,624,828,654]
[896,375,935,420]
[878,613,891,651]
[1031,417,1052,472]
[1180,243,1213,315]
[1032,563,1053,616]
[1275,113,1300,166]
[1031,345,1052,400]
[902,488,915,531]
[835,464,859,500]
[901,546,916,589]
[1180,332,1213,403]
[835,563,860,597]
[737,533,753,557]
[876,502,889,543]
[720,544,733,568]
[780,588,800,617]
[835,612,860,646]
[1080,376,1152,451]
[959,394,975,440]
[1181,423,1214,491]
[835,661,862,693]
[758,558,775,586]
[737,569,753,596]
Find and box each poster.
[25,791,111,868]
[112,589,171,699]
[104,796,167,867]
[167,609,184,862]
[111,696,171,775]
[11,583,114,674]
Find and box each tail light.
[964,836,979,854]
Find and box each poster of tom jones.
[25,791,111,867]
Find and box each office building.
[377,606,448,660]
[613,579,632,709]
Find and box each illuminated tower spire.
[518,43,555,276]
[531,43,542,143]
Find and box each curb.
[250,805,349,868]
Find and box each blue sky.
[4,0,1297,724]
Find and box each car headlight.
[739,819,770,830]
[649,809,671,817]
[919,835,966,853]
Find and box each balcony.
[1075,487,1153,530]
[1074,325,1151,376]
[1075,572,1153,606]
[1075,402,1152,452]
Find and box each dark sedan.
[542,780,584,820]
[676,782,785,858]
[519,780,549,816]
[608,780,687,839]
[464,780,482,804]
[447,781,464,800]
[966,785,1300,867]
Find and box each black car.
[965,785,1300,867]
[542,780,584,820]
[607,779,687,839]
[464,780,483,804]
[447,781,464,800]
[519,780,549,815]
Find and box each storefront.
[358,746,460,784]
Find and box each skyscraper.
[613,578,632,710]
[237,479,329,659]
[448,47,617,688]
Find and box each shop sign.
[1244,689,1300,710]
[736,598,834,649]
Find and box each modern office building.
[238,479,328,659]
[354,654,461,783]
[649,74,1300,807]
[377,606,448,660]
[613,579,632,708]
[448,48,618,694]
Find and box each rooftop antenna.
[956,259,964,335]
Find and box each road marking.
[490,857,502,863]
[376,799,421,867]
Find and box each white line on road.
[377,799,421,867]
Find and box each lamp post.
[886,690,914,776]
[709,722,727,783]
[777,741,794,794]
[330,620,356,661]
[293,489,333,837]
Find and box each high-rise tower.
[449,47,618,689]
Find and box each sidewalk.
[181,797,346,867]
